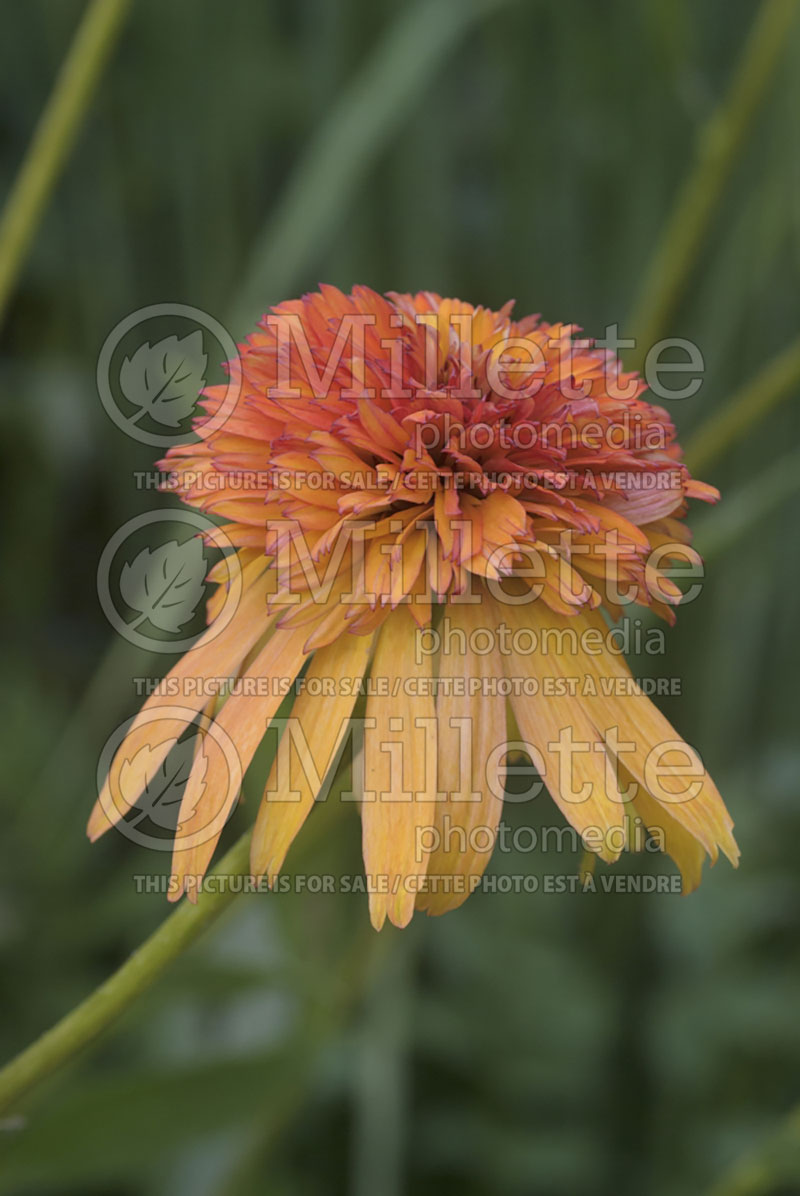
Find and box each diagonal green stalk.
[685,335,800,474]
[693,444,800,562]
[0,0,132,327]
[232,0,517,329]
[0,830,251,1117]
[627,0,798,369]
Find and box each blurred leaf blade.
[627,0,799,366]
[0,0,132,326]
[686,336,800,474]
[232,0,519,329]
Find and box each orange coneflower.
[89,286,738,929]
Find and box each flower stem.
[627,0,798,368]
[685,335,800,474]
[0,829,251,1117]
[0,0,131,327]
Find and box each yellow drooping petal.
[623,762,706,893]
[88,568,273,841]
[489,595,628,862]
[169,621,312,900]
[416,598,507,916]
[560,608,737,865]
[251,630,375,883]
[493,598,737,875]
[361,606,437,929]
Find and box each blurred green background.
[1,1,799,1193]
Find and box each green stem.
[627,0,798,368]
[0,829,251,1117]
[685,335,800,474]
[0,0,132,327]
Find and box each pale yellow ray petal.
[623,763,706,893]
[487,595,628,860]
[251,630,375,882]
[88,567,273,840]
[411,595,504,913]
[362,606,437,930]
[169,621,312,900]
[556,608,737,864]
[416,595,507,916]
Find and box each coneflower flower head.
[90,287,737,929]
